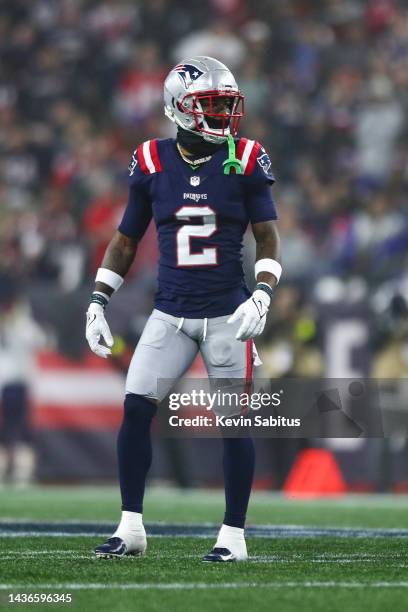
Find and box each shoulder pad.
[236,138,274,182]
[236,138,262,175]
[136,139,162,175]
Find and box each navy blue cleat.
[202,547,236,562]
[94,537,142,559]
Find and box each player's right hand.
[86,303,114,358]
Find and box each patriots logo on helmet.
[174,64,204,89]
[257,148,271,176]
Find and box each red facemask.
[179,90,244,138]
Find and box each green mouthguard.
[223,134,242,174]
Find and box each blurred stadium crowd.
[1,0,408,377]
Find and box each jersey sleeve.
[241,141,278,224]
[117,150,153,240]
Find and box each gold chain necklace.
[176,143,212,166]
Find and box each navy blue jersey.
[118,137,277,317]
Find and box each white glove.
[86,302,114,359]
[227,290,270,341]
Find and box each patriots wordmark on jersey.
[118,137,277,318]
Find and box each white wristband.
[95,268,124,292]
[255,258,282,284]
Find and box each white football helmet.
[164,56,244,144]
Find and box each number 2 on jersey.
[175,206,217,266]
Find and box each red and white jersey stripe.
[137,139,162,174]
[236,138,262,175]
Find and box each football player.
[86,57,281,562]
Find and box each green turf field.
[1,487,408,611]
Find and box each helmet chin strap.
[177,127,225,157]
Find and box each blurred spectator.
[339,191,407,282]
[355,74,404,181]
[372,279,408,377]
[277,196,317,283]
[173,19,246,68]
[259,286,323,378]
[113,42,166,125]
[0,271,47,486]
[82,175,125,274]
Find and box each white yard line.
[0,532,113,538]
[1,582,408,590]
[0,550,81,555]
[0,555,92,561]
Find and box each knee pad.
[124,393,158,421]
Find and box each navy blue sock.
[117,394,157,513]
[222,437,255,529]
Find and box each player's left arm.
[228,142,282,341]
[228,220,281,341]
[252,219,281,289]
